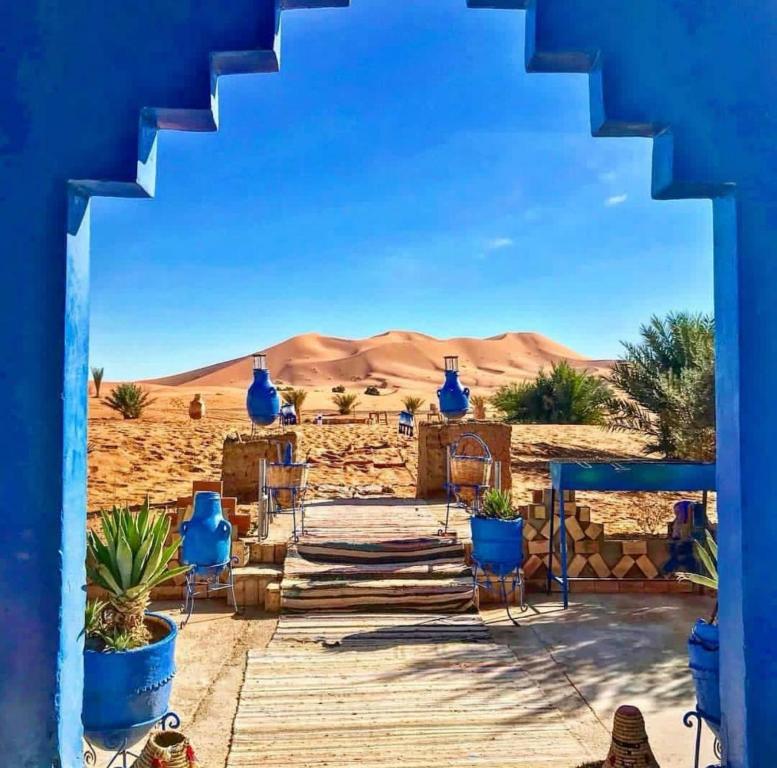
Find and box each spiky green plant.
[608,312,715,460]
[479,489,520,520]
[332,392,360,415]
[491,362,612,425]
[282,388,308,415]
[91,366,105,398]
[401,395,425,415]
[105,382,155,420]
[677,529,718,623]
[87,504,189,647]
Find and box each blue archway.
[2,3,775,766]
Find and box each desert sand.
[88,330,714,533]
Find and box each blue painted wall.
[2,1,776,766]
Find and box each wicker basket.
[604,705,659,768]
[133,730,198,768]
[449,434,492,504]
[266,462,309,509]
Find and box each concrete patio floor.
[483,593,718,767]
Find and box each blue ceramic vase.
[83,613,177,750]
[180,492,232,571]
[688,619,720,735]
[246,367,280,426]
[470,516,524,577]
[437,369,470,420]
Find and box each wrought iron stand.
[440,482,487,535]
[180,557,240,628]
[84,712,180,768]
[264,484,308,542]
[683,709,722,768]
[471,560,527,625]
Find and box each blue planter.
[470,516,524,577]
[83,613,177,750]
[246,367,280,426]
[688,619,720,736]
[181,491,231,572]
[437,370,470,420]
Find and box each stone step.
[284,550,471,581]
[281,576,476,612]
[296,537,465,565]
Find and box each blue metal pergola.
[548,459,716,608]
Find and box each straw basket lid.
[132,730,198,768]
[604,705,660,768]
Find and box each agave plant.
[677,529,718,622]
[479,489,519,521]
[332,392,360,415]
[105,382,155,419]
[87,504,189,647]
[401,395,425,415]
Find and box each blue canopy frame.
[547,460,716,608]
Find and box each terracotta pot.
[188,395,204,420]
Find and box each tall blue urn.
[246,352,280,426]
[83,613,177,750]
[688,619,720,735]
[437,356,470,420]
[180,492,232,572]
[470,516,524,577]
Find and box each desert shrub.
[331,385,346,393]
[282,388,308,413]
[91,366,105,398]
[332,392,360,415]
[471,393,487,417]
[364,386,381,396]
[401,395,425,415]
[105,382,155,419]
[492,362,611,425]
[608,312,715,460]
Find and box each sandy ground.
[88,386,714,534]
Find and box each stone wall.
[222,432,299,502]
[416,421,512,499]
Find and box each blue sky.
[90,0,713,380]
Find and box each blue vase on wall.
[246,352,280,427]
[437,356,470,420]
[180,492,231,572]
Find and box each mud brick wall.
[222,433,299,502]
[416,421,512,499]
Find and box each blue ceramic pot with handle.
[437,369,470,420]
[83,613,177,751]
[246,366,280,426]
[688,619,720,735]
[180,492,231,572]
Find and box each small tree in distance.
[105,383,155,420]
[91,367,105,398]
[401,395,425,415]
[282,388,308,415]
[332,392,360,415]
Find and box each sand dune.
[150,330,612,390]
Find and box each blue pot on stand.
[180,492,232,572]
[246,352,280,427]
[470,516,524,577]
[688,619,720,736]
[437,355,470,420]
[83,613,178,751]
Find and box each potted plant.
[83,504,190,750]
[677,529,719,736]
[470,489,524,577]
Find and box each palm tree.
[91,367,105,398]
[105,383,155,419]
[401,395,425,415]
[608,312,715,460]
[491,362,611,425]
[282,388,308,416]
[332,392,360,415]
